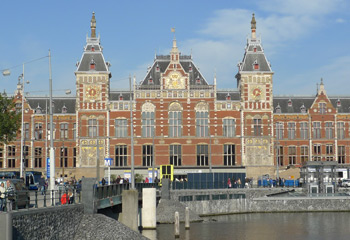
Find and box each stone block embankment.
[11,204,84,239]
[157,199,202,224]
[74,214,148,240]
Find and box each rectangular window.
[88,119,98,137]
[223,119,236,137]
[253,118,262,136]
[196,112,209,137]
[337,122,345,140]
[7,146,16,168]
[60,147,68,167]
[0,147,3,168]
[325,122,333,139]
[142,112,155,138]
[47,123,56,140]
[338,146,345,164]
[24,123,30,140]
[169,112,182,137]
[288,146,296,165]
[288,122,296,140]
[313,144,321,161]
[142,145,153,166]
[197,145,208,166]
[326,144,333,161]
[34,147,42,168]
[275,122,283,140]
[277,146,283,166]
[60,123,68,139]
[23,145,29,168]
[35,123,43,140]
[313,122,321,139]
[224,144,235,166]
[115,145,127,166]
[300,122,308,140]
[301,146,309,163]
[319,103,326,114]
[73,123,76,140]
[115,119,128,138]
[73,147,77,168]
[170,145,182,166]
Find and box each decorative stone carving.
[169,102,183,111]
[195,102,208,112]
[142,102,156,112]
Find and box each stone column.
[121,189,138,231]
[142,188,156,229]
[82,178,97,214]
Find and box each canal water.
[142,212,350,240]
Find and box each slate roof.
[273,96,350,114]
[109,91,133,101]
[139,55,208,88]
[239,39,272,72]
[216,91,240,101]
[76,36,110,74]
[27,96,76,114]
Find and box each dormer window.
[91,46,95,52]
[149,75,153,84]
[174,64,177,69]
[189,63,192,72]
[36,104,42,114]
[288,99,292,107]
[156,63,160,72]
[196,75,201,84]
[90,59,96,70]
[226,94,231,100]
[119,94,123,101]
[275,104,281,113]
[253,60,259,70]
[300,104,306,113]
[62,104,67,114]
[253,47,257,52]
[337,99,341,107]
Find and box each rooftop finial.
[320,77,324,85]
[170,27,179,62]
[91,12,96,38]
[251,13,256,40]
[171,28,177,48]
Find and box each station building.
[1,13,350,181]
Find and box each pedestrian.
[6,180,14,211]
[237,178,241,188]
[0,182,5,211]
[145,177,149,183]
[102,178,106,186]
[227,178,232,188]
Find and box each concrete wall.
[182,197,350,216]
[8,204,84,240]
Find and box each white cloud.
[336,18,345,23]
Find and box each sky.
[0,0,349,97]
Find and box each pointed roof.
[238,14,272,73]
[75,13,111,76]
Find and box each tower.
[74,12,111,177]
[236,14,275,178]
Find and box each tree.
[0,92,21,144]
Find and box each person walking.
[227,178,232,188]
[0,182,5,211]
[102,178,106,186]
[237,178,242,188]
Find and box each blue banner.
[46,158,50,179]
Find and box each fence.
[0,187,81,212]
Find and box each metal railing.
[94,182,160,200]
[0,188,81,212]
[172,181,246,190]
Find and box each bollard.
[174,211,180,238]
[185,207,190,229]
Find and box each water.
[142,212,350,240]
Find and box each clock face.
[85,85,101,101]
[164,71,185,89]
[251,87,263,100]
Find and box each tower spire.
[91,12,96,38]
[251,13,256,40]
[170,27,179,62]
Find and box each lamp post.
[49,50,55,192]
[130,75,135,189]
[276,140,280,180]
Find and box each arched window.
[169,102,182,137]
[142,102,155,137]
[195,102,209,137]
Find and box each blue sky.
[1,0,349,96]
